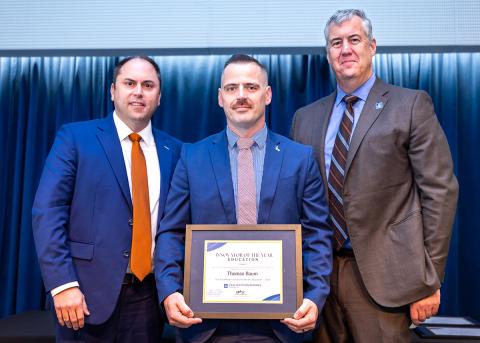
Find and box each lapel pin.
[163,145,170,150]
[375,102,384,110]
[275,145,280,152]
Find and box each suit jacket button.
[128,219,133,227]
[123,251,130,258]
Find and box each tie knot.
[129,133,142,143]
[237,138,255,150]
[343,95,359,106]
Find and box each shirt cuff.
[51,282,80,297]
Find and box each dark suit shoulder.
[190,131,225,147]
[377,79,430,100]
[292,93,336,134]
[295,95,331,117]
[376,80,436,122]
[179,131,225,155]
[152,128,182,149]
[268,131,315,158]
[269,130,306,147]
[60,117,105,131]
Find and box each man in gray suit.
[290,9,458,342]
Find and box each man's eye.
[225,86,236,92]
[331,41,341,48]
[351,38,360,44]
[125,81,135,87]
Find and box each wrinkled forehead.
[221,62,268,86]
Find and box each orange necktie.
[129,133,151,281]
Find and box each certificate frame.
[413,316,480,339]
[422,316,480,326]
[414,325,480,339]
[183,224,303,319]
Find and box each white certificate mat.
[203,240,283,304]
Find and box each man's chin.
[129,106,147,113]
[337,71,358,81]
[129,112,153,122]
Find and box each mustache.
[232,98,252,108]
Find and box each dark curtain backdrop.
[0,53,478,319]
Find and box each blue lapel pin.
[163,145,170,150]
[375,102,384,110]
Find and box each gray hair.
[324,9,373,45]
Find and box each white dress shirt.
[51,112,160,296]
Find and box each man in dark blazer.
[32,56,181,342]
[155,54,332,343]
[290,9,459,342]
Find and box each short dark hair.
[223,54,267,75]
[112,56,162,90]
[222,54,268,85]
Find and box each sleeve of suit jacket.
[300,147,333,310]
[155,144,191,303]
[32,125,79,292]
[408,91,459,281]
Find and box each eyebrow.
[330,33,362,42]
[223,82,261,86]
[121,78,156,84]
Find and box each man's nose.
[341,40,352,54]
[134,83,143,95]
[237,85,245,98]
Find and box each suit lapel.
[209,132,236,224]
[257,132,284,224]
[96,115,132,210]
[316,93,336,189]
[153,129,175,221]
[345,79,389,176]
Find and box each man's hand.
[281,299,318,333]
[410,289,440,325]
[53,287,90,330]
[163,292,202,328]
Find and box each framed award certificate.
[183,224,302,319]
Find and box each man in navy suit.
[155,54,332,343]
[32,56,181,342]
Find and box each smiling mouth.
[129,102,145,107]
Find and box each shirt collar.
[334,73,376,107]
[113,111,154,146]
[226,124,268,150]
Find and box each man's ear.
[218,88,224,108]
[110,83,115,101]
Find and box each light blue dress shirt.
[325,73,376,248]
[226,125,267,212]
